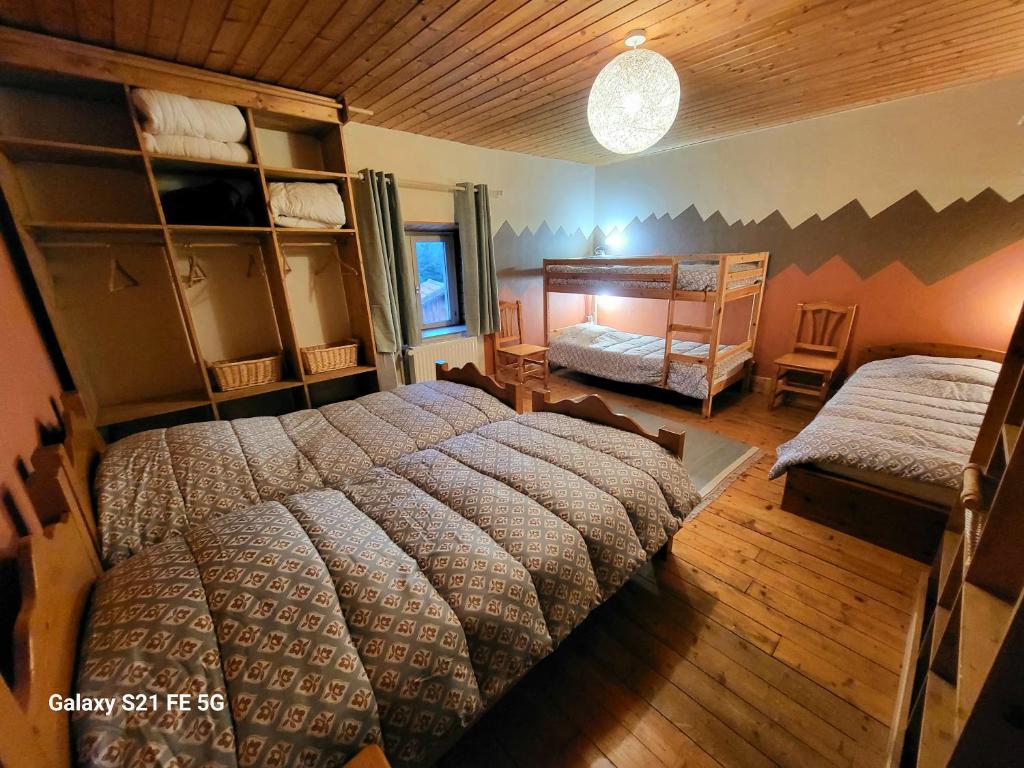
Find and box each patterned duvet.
[95,381,516,567]
[549,322,752,400]
[547,260,761,293]
[770,356,1000,488]
[78,385,700,768]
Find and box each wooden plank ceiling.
[2,0,1024,164]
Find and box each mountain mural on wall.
[591,188,1024,284]
[489,187,1024,360]
[492,221,591,275]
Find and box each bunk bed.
[543,253,770,417]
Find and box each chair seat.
[499,343,548,358]
[773,352,840,373]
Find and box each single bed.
[2,365,699,768]
[770,344,1004,562]
[549,321,753,401]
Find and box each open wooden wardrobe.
[0,31,378,438]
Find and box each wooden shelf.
[263,166,348,182]
[211,379,304,403]
[96,392,210,426]
[26,221,164,233]
[274,226,356,236]
[166,224,272,234]
[1002,423,1020,458]
[0,136,142,166]
[304,364,376,385]
[148,153,259,173]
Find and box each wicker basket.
[301,340,359,375]
[209,352,283,391]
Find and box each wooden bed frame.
[779,342,1005,564]
[1,363,685,768]
[542,253,769,418]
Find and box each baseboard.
[751,375,771,393]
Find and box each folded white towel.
[132,88,247,144]
[269,182,346,228]
[273,215,338,229]
[142,133,252,163]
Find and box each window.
[406,227,462,331]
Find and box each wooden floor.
[438,374,927,768]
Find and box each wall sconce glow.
[604,232,625,250]
[597,294,621,310]
[587,30,680,154]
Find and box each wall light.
[605,232,625,251]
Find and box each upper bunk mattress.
[770,355,1001,490]
[549,322,752,400]
[547,260,761,293]
[95,380,515,566]
[75,411,700,768]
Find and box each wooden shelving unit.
[899,301,1024,766]
[304,364,377,385]
[0,60,378,433]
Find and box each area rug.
[681,426,761,520]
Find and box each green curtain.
[353,169,421,354]
[455,182,500,336]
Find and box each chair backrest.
[498,300,523,348]
[791,301,858,361]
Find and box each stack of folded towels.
[131,88,252,163]
[269,182,347,228]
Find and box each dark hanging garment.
[160,179,259,226]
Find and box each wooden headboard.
[0,393,105,767]
[857,342,1005,369]
[530,390,686,458]
[435,360,525,412]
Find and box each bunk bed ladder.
[660,261,682,387]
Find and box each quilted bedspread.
[76,412,699,768]
[95,381,516,567]
[770,356,1000,487]
[547,261,761,292]
[549,322,752,400]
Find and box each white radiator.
[405,335,485,382]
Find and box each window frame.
[405,224,462,331]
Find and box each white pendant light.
[587,30,680,154]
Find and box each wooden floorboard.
[437,374,927,768]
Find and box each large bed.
[6,366,699,768]
[770,345,1004,562]
[549,321,753,401]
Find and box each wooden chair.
[769,301,857,409]
[495,300,549,388]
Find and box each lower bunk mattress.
[549,322,752,400]
[76,410,700,768]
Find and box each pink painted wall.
[0,237,61,557]
[499,275,585,343]
[754,242,1024,376]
